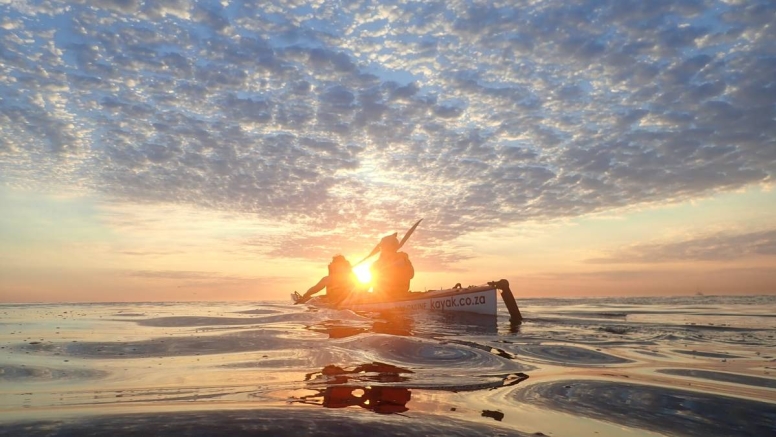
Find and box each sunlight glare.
[353,263,372,284]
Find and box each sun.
[352,263,372,284]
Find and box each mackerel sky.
[1,0,775,300]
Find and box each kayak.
[293,279,523,322]
[343,285,498,315]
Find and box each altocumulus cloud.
[1,0,774,261]
[587,229,776,264]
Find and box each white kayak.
[294,285,500,316]
[292,279,523,323]
[349,285,499,315]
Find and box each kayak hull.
[310,285,499,316]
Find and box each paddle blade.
[354,243,381,266]
[354,219,422,266]
[293,291,315,305]
[398,218,423,250]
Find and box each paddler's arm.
[296,276,329,304]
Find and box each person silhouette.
[294,255,357,305]
[370,233,414,299]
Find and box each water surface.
[1,295,774,436]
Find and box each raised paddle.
[353,218,422,267]
[398,218,423,250]
[292,219,423,305]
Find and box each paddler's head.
[379,233,400,254]
[329,255,351,273]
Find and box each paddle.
[292,219,422,305]
[353,218,422,267]
[398,218,423,251]
[292,291,316,305]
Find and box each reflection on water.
[298,385,412,414]
[293,362,529,415]
[307,311,417,339]
[305,310,498,339]
[307,363,414,384]
[372,312,415,337]
[1,296,775,437]
[293,363,413,414]
[309,323,370,339]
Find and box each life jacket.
[371,252,414,298]
[326,258,354,301]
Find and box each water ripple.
[345,336,526,373]
[0,408,531,437]
[656,369,776,389]
[512,380,776,437]
[62,330,304,358]
[0,364,107,381]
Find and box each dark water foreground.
[1,296,775,436]
[0,408,526,437]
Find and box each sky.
[1,0,775,302]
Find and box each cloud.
[125,270,237,280]
[123,269,294,289]
[91,0,142,14]
[117,250,184,257]
[587,229,776,264]
[1,0,774,265]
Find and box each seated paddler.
[294,255,357,305]
[370,233,414,299]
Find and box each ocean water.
[1,295,775,436]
